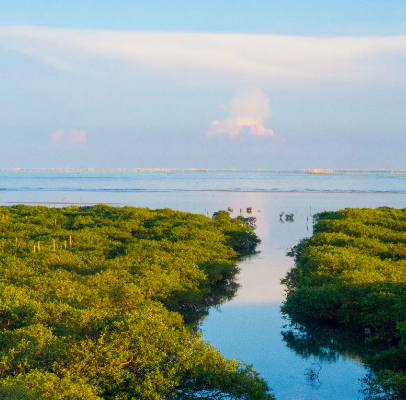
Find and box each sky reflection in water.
[201,192,406,400]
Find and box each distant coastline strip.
[2,189,406,197]
[2,168,406,176]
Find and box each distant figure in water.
[285,213,294,221]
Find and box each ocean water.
[1,170,405,400]
[1,169,406,196]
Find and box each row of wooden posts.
[31,235,73,253]
[1,215,70,253]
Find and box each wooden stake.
[64,240,67,250]
[37,241,40,251]
[69,235,72,248]
[53,239,56,251]
[33,245,36,254]
[54,219,57,225]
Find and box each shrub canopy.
[0,205,271,400]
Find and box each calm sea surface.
[1,170,405,400]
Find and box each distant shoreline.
[1,168,406,176]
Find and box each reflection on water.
[304,362,322,390]
[169,274,241,325]
[280,317,404,400]
[202,303,369,400]
[281,319,386,365]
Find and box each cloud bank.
[207,88,274,137]
[1,26,406,82]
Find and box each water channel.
[200,191,406,400]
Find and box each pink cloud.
[48,129,86,146]
[69,130,86,144]
[207,88,275,138]
[207,119,240,136]
[248,124,274,137]
[49,129,65,144]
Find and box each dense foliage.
[282,207,406,399]
[0,205,272,400]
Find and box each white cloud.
[1,26,406,82]
[207,88,274,137]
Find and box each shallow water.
[201,192,406,400]
[1,170,406,195]
[1,171,405,399]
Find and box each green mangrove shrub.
[0,205,272,400]
[282,207,406,398]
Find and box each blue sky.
[1,1,406,168]
[2,1,405,35]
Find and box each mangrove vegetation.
[282,207,406,399]
[0,205,272,400]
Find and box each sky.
[1,1,406,169]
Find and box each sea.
[1,169,405,400]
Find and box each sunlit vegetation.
[0,205,272,400]
[282,207,406,399]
